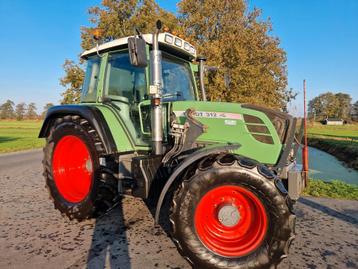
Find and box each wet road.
[0,150,357,269]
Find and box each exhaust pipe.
[197,56,207,101]
[150,21,163,155]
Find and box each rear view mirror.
[128,37,147,67]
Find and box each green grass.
[310,138,358,150]
[308,122,358,140]
[304,179,358,200]
[0,120,44,153]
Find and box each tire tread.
[43,115,119,221]
[169,153,295,269]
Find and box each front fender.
[154,144,240,223]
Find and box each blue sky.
[0,0,357,115]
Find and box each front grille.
[252,134,274,144]
[243,114,274,145]
[243,114,264,124]
[247,125,270,134]
[242,104,290,144]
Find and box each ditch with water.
[297,147,358,185]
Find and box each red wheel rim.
[52,135,93,203]
[194,185,268,257]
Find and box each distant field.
[0,120,44,153]
[308,122,358,140]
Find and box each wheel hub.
[194,185,268,257]
[85,159,93,173]
[52,135,93,203]
[218,205,240,227]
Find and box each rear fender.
[39,105,117,154]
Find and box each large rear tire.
[170,154,295,269]
[43,115,119,221]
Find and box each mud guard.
[154,144,240,224]
[39,105,117,154]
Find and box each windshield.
[161,55,195,101]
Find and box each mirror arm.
[96,42,104,58]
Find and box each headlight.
[184,42,191,51]
[174,38,183,47]
[165,34,173,44]
[189,46,196,55]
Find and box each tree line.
[308,92,358,122]
[0,100,54,120]
[61,0,295,111]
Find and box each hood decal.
[174,110,243,120]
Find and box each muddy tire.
[43,115,119,221]
[170,153,295,269]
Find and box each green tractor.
[40,22,305,268]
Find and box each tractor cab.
[80,32,199,146]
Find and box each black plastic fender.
[154,144,240,223]
[39,105,117,154]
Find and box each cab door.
[103,50,150,146]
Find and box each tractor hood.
[171,101,287,165]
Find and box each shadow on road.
[144,182,172,236]
[0,136,18,143]
[299,197,358,226]
[87,197,131,269]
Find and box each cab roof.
[81,33,197,60]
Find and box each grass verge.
[0,120,44,153]
[304,179,358,200]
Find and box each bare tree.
[42,103,54,118]
[26,102,38,119]
[0,100,15,119]
[15,102,26,121]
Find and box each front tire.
[43,115,119,221]
[170,154,295,269]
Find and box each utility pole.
[302,79,309,186]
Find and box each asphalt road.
[0,150,357,269]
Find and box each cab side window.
[81,56,100,102]
[106,52,146,103]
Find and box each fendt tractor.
[40,21,306,268]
